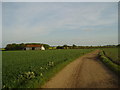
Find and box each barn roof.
[25,44,42,47]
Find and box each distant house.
[24,44,45,50]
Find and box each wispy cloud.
[2,2,118,47]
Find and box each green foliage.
[63,45,69,49]
[101,48,119,64]
[2,49,93,88]
[49,47,56,50]
[63,44,67,47]
[100,51,120,76]
[56,46,64,49]
[5,43,50,50]
[72,44,77,47]
[0,51,2,89]
[0,48,5,51]
[42,44,50,49]
[117,44,120,47]
[5,43,25,50]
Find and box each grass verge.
[37,57,77,88]
[99,51,120,77]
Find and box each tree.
[72,44,77,49]
[56,46,64,49]
[63,45,68,49]
[117,44,120,47]
[43,44,50,49]
[19,43,25,49]
[5,43,25,50]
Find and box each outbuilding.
[24,44,45,50]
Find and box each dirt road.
[42,50,119,88]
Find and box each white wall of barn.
[41,46,45,50]
[26,47,32,50]
[35,47,41,50]
[25,46,45,50]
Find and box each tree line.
[56,44,119,49]
[4,43,120,51]
[5,43,50,50]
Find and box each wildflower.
[20,75,23,77]
[31,72,34,74]
[51,61,54,64]
[48,61,51,66]
[23,72,32,79]
[51,61,54,66]
[40,73,43,77]
[40,67,44,70]
[3,85,5,88]
[28,71,31,74]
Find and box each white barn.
[24,44,45,50]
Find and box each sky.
[2,2,118,47]
[0,2,2,48]
[2,0,120,2]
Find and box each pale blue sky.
[2,2,118,47]
[0,4,1,43]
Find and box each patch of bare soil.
[42,50,119,88]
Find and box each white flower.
[40,67,44,70]
[3,85,5,88]
[40,73,43,77]
[28,72,31,74]
[31,72,34,74]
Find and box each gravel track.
[42,50,119,88]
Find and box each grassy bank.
[101,48,119,65]
[2,49,93,88]
[99,50,120,76]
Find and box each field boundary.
[99,50,120,77]
[102,50,120,65]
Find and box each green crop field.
[0,51,2,89]
[2,49,93,88]
[101,48,119,63]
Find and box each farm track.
[42,50,119,88]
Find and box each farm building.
[24,44,45,50]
